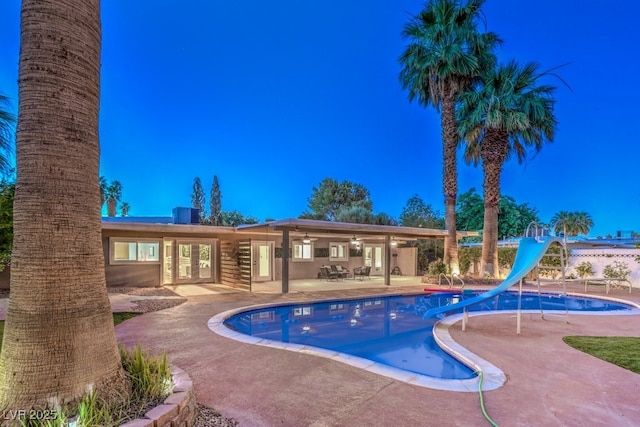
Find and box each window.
[251,311,275,323]
[110,238,160,264]
[329,242,348,261]
[293,307,313,317]
[292,240,313,261]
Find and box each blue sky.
[0,1,638,237]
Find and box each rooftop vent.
[172,207,201,225]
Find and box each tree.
[335,206,374,224]
[0,0,128,409]
[456,189,539,242]
[400,194,444,229]
[99,175,107,209]
[209,175,222,226]
[104,180,122,217]
[455,188,484,237]
[400,195,445,273]
[120,202,131,217]
[304,178,372,221]
[221,210,258,227]
[191,176,206,223]
[372,212,398,226]
[458,60,557,277]
[551,211,593,236]
[0,93,16,177]
[398,0,500,275]
[497,196,539,239]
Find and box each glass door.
[364,244,384,276]
[178,243,192,280]
[252,241,273,282]
[162,240,173,285]
[163,239,216,284]
[199,244,212,279]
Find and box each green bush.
[497,247,517,270]
[603,261,631,280]
[575,261,594,279]
[458,246,481,275]
[427,259,448,276]
[19,345,172,426]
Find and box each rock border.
[120,366,197,427]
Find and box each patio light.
[390,237,397,247]
[302,234,311,244]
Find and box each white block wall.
[568,248,640,288]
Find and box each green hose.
[478,371,499,427]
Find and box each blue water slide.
[424,237,562,319]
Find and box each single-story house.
[2,207,478,293]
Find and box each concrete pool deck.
[110,282,640,426]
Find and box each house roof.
[101,221,237,235]
[101,217,478,241]
[236,218,477,240]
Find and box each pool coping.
[206,291,640,393]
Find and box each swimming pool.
[210,291,638,391]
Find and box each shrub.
[497,247,517,270]
[458,246,481,275]
[575,261,594,279]
[21,346,172,426]
[427,259,448,276]
[603,261,631,280]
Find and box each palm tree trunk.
[0,0,128,409]
[441,91,460,275]
[480,129,508,278]
[107,198,117,217]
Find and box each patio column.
[281,229,289,293]
[384,235,391,286]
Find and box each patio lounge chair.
[353,266,371,280]
[320,266,339,281]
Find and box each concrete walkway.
[112,283,640,426]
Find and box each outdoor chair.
[320,266,339,281]
[353,266,371,280]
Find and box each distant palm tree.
[99,175,107,208]
[0,93,16,175]
[398,0,500,275]
[120,201,131,217]
[105,180,122,217]
[551,211,593,236]
[458,60,558,277]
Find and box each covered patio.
[237,218,477,293]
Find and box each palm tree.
[458,60,558,277]
[0,0,128,409]
[551,211,593,236]
[99,175,107,208]
[398,0,500,275]
[120,201,131,217]
[0,93,16,176]
[105,180,123,217]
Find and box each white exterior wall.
[568,248,640,287]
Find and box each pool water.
[223,291,634,380]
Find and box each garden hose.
[478,371,499,427]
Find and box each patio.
[114,282,640,426]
